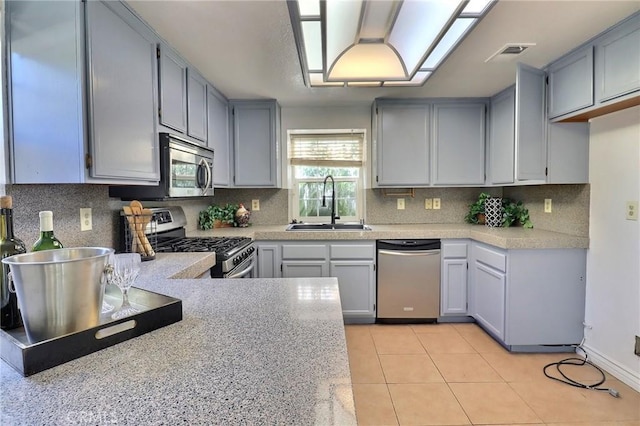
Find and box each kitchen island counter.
[0,253,356,425]
[189,223,589,249]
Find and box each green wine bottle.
[1,196,27,330]
[32,211,63,251]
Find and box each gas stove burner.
[156,236,252,258]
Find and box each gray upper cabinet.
[515,63,547,182]
[487,64,547,185]
[86,1,159,182]
[231,100,281,187]
[548,46,594,118]
[488,87,515,185]
[432,103,485,185]
[374,102,430,187]
[207,87,231,187]
[8,0,159,184]
[546,122,589,184]
[595,13,640,103]
[158,45,188,134]
[187,69,208,142]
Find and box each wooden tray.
[0,286,182,376]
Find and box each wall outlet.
[626,201,638,220]
[252,199,260,211]
[397,198,405,210]
[433,198,441,210]
[544,198,552,213]
[424,198,433,209]
[80,208,92,231]
[635,335,640,357]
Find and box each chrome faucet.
[322,175,340,225]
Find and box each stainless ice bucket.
[2,247,114,342]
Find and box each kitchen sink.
[286,223,372,231]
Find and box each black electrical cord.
[542,344,620,398]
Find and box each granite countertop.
[0,254,356,425]
[189,223,589,249]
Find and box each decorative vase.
[235,204,251,228]
[484,197,503,228]
[476,213,486,225]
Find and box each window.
[288,131,366,223]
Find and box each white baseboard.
[581,344,640,393]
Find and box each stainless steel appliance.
[376,239,441,322]
[109,133,214,200]
[120,206,255,278]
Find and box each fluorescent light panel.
[291,0,494,87]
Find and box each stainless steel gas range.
[120,206,255,278]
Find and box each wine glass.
[108,253,141,320]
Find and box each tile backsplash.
[4,183,589,250]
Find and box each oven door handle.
[227,260,255,279]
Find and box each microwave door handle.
[204,159,212,194]
[196,158,210,195]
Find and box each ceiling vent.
[485,43,536,63]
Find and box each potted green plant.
[198,203,239,230]
[501,199,533,228]
[464,192,491,224]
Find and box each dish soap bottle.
[32,211,63,251]
[0,196,27,330]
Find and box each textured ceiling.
[127,0,640,107]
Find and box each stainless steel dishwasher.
[376,239,441,322]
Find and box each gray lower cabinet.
[440,240,469,316]
[374,102,430,187]
[470,242,586,350]
[207,87,231,187]
[595,13,640,103]
[256,244,280,278]
[282,261,328,277]
[432,103,486,185]
[256,241,376,323]
[8,0,160,184]
[548,45,594,118]
[158,44,188,134]
[187,69,208,142]
[231,100,281,187]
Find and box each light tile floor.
[345,323,640,426]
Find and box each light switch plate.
[626,201,638,220]
[397,198,405,210]
[252,199,260,211]
[424,198,433,209]
[433,198,441,210]
[80,208,92,231]
[544,198,552,213]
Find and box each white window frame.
[287,129,367,223]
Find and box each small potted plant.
[464,192,491,224]
[198,203,239,229]
[502,199,533,228]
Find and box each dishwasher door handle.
[378,249,441,257]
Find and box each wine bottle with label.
[1,196,27,330]
[32,211,64,252]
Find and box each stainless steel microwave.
[109,133,214,200]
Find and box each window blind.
[288,133,364,167]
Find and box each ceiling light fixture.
[288,0,495,88]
